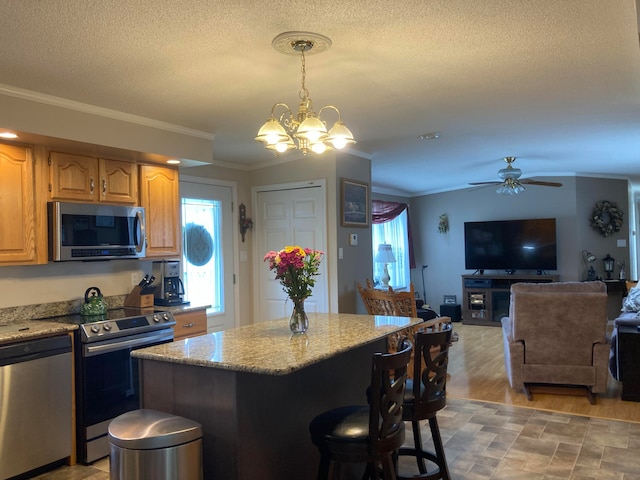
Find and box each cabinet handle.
[183,323,195,328]
[90,177,94,194]
[102,178,107,195]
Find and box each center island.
[132,312,421,480]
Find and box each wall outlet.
[349,233,358,246]
[131,272,142,286]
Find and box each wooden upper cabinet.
[49,152,137,204]
[0,143,47,265]
[139,164,180,257]
[99,158,138,204]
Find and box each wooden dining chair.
[357,279,417,317]
[358,279,452,379]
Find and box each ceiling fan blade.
[468,181,501,186]
[521,179,563,187]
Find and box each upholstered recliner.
[501,281,608,402]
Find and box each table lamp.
[582,249,597,281]
[375,244,396,288]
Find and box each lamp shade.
[582,250,596,263]
[375,244,396,264]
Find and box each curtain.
[372,200,416,269]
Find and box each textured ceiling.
[0,0,639,195]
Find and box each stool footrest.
[397,447,443,480]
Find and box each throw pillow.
[622,285,640,312]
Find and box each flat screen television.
[464,218,557,272]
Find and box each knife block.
[124,286,155,308]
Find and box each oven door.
[77,328,173,463]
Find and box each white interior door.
[255,182,328,323]
[180,178,236,332]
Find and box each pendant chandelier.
[255,32,356,155]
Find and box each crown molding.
[0,83,214,141]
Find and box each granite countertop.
[132,312,421,375]
[0,300,208,346]
[0,321,77,344]
[154,303,210,315]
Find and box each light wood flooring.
[447,322,640,423]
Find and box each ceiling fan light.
[327,121,356,149]
[498,166,522,181]
[255,117,290,145]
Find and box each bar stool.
[397,325,452,480]
[309,338,413,480]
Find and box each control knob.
[90,325,100,334]
[103,322,112,331]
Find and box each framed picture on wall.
[341,178,369,227]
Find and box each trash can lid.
[108,409,203,450]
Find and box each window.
[181,197,223,313]
[372,209,410,288]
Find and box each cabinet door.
[99,158,138,204]
[139,165,180,257]
[0,144,44,264]
[49,151,98,201]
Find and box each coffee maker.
[152,260,186,306]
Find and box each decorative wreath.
[590,200,623,237]
[184,222,214,266]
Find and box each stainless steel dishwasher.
[0,334,73,479]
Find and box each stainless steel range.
[49,308,176,464]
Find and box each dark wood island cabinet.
[133,312,420,480]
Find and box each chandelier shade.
[255,32,356,156]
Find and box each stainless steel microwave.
[48,202,146,261]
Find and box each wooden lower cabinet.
[173,309,207,341]
[461,274,559,325]
[0,143,47,265]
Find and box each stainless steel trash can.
[108,409,203,480]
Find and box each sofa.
[608,282,640,401]
[501,281,608,401]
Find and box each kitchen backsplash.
[0,294,128,323]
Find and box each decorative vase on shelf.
[289,297,309,334]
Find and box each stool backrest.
[412,325,452,416]
[369,337,413,453]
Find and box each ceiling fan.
[469,156,563,195]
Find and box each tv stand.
[461,273,559,326]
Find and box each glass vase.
[289,297,309,334]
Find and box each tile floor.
[33,397,640,479]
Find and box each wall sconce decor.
[239,203,253,243]
[438,214,449,234]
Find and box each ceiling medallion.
[255,31,356,156]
